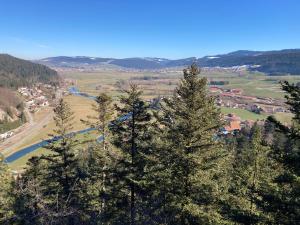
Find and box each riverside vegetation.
[0,65,299,225]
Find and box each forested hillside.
[0,65,299,224]
[0,54,59,89]
[0,87,25,133]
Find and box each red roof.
[224,120,241,132]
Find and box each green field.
[220,107,293,123]
[220,107,267,121]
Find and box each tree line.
[0,64,299,225]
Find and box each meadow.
[62,69,300,99]
[7,69,300,170]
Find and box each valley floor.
[0,107,53,157]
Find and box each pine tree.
[109,84,152,225]
[79,93,116,223]
[260,81,300,224]
[13,99,84,225]
[0,154,14,224]
[82,93,114,153]
[13,157,49,225]
[228,124,275,224]
[41,98,83,224]
[151,64,230,224]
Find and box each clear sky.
[0,0,300,59]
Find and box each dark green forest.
[0,65,299,225]
[0,54,59,89]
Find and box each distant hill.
[198,49,300,75]
[0,54,59,89]
[36,49,300,75]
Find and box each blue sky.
[0,0,300,59]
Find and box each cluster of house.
[18,85,50,113]
[221,113,264,135]
[0,131,14,141]
[210,86,288,115]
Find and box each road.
[0,107,54,156]
[24,106,33,124]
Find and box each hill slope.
[0,54,59,89]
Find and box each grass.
[5,95,97,160]
[9,148,50,171]
[220,107,267,121]
[9,130,99,171]
[62,70,300,100]
[274,112,294,125]
[7,95,102,170]
[221,107,294,125]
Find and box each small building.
[224,120,241,132]
[222,114,241,134]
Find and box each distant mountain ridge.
[36,49,300,75]
[0,54,59,89]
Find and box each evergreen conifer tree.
[260,81,300,224]
[109,84,152,225]
[80,93,116,223]
[13,157,49,225]
[13,99,84,224]
[151,64,230,224]
[0,154,14,224]
[228,124,275,224]
[40,98,83,224]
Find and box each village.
[17,83,57,113]
[210,86,287,113]
[209,86,289,134]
